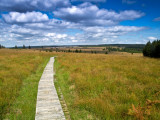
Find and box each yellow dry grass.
[55,52,160,119]
[0,49,53,119]
[0,49,159,119]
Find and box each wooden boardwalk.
[35,57,65,120]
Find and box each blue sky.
[0,0,160,47]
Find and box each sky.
[0,0,160,47]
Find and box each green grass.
[4,57,49,119]
[0,49,54,119]
[1,49,160,120]
[54,59,97,120]
[54,53,160,120]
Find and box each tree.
[0,44,5,49]
[15,45,18,49]
[68,49,71,52]
[75,49,79,53]
[155,41,160,57]
[143,40,160,58]
[91,50,93,53]
[29,45,31,49]
[23,44,25,49]
[143,41,151,57]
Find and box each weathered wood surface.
[35,57,65,120]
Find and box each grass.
[0,49,160,120]
[0,49,53,119]
[4,55,49,119]
[55,53,160,120]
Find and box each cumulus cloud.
[0,18,147,46]
[148,36,157,40]
[53,2,144,26]
[9,25,40,35]
[24,19,81,32]
[106,26,146,32]
[2,12,49,23]
[83,26,145,33]
[153,17,160,21]
[0,0,70,12]
[46,33,68,39]
[82,26,146,39]
[0,1,147,46]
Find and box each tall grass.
[0,49,53,119]
[0,49,159,119]
[55,53,160,120]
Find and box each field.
[0,49,54,119]
[0,49,160,120]
[38,44,144,54]
[55,52,160,120]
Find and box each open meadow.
[55,52,160,120]
[0,49,55,119]
[0,0,160,119]
[0,49,159,120]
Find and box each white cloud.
[106,26,146,32]
[0,1,147,47]
[83,26,146,34]
[0,0,70,12]
[76,26,146,43]
[53,2,144,26]
[148,36,157,40]
[9,25,39,35]
[0,18,147,46]
[72,40,78,42]
[2,12,49,23]
[46,33,68,39]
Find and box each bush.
[68,49,71,52]
[49,48,53,52]
[143,40,160,58]
[105,51,108,54]
[75,49,79,53]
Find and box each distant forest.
[102,44,144,53]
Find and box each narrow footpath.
[35,57,65,120]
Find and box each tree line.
[143,40,160,58]
[14,45,31,49]
[106,47,143,53]
[0,44,5,49]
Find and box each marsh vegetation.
[55,53,160,120]
[0,49,159,120]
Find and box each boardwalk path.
[35,57,65,120]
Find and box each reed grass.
[0,49,53,119]
[55,53,160,120]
